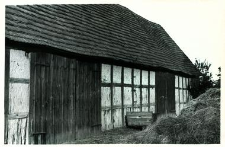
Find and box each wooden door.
[30,53,77,144]
[30,52,101,144]
[75,61,101,139]
[155,72,175,114]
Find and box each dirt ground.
[67,127,141,144]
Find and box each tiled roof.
[5,4,199,76]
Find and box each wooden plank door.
[155,72,175,114]
[75,61,101,139]
[30,52,77,144]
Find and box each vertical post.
[99,63,102,131]
[140,70,142,112]
[187,78,189,102]
[110,65,113,128]
[121,66,124,126]
[148,70,150,112]
[182,77,184,107]
[165,74,168,114]
[131,68,134,111]
[155,72,157,114]
[4,48,10,144]
[29,52,35,144]
[75,60,79,140]
[178,76,180,114]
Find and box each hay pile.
[126,88,220,144]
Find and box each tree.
[214,67,221,88]
[189,59,214,98]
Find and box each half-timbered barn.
[4,4,199,144]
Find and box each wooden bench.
[125,112,154,128]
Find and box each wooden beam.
[110,65,113,128]
[75,60,79,140]
[140,70,142,112]
[101,83,153,88]
[4,48,10,144]
[178,76,180,114]
[148,70,150,112]
[29,53,34,144]
[8,113,28,119]
[155,72,158,114]
[49,54,54,143]
[9,78,30,84]
[121,66,124,126]
[131,68,134,111]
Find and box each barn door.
[155,72,175,114]
[30,52,101,144]
[30,52,77,144]
[75,61,101,139]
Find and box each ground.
[67,127,141,144]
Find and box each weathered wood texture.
[155,72,175,114]
[126,112,153,127]
[76,61,101,140]
[30,52,101,144]
[101,64,156,131]
[4,48,10,144]
[6,49,30,144]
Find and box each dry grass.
[126,88,220,144]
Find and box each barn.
[4,4,199,144]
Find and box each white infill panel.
[133,69,140,85]
[179,77,184,112]
[112,87,122,128]
[133,88,140,112]
[149,71,155,113]
[182,77,187,108]
[10,49,30,79]
[101,87,112,131]
[179,76,183,89]
[175,89,180,115]
[150,88,155,113]
[189,78,192,100]
[183,90,187,108]
[9,83,30,114]
[8,49,30,144]
[113,65,122,83]
[124,67,132,84]
[123,87,132,122]
[7,118,28,144]
[175,75,179,88]
[185,78,189,88]
[150,71,155,85]
[113,87,121,106]
[142,88,148,112]
[112,109,122,128]
[142,70,148,85]
[183,77,186,89]
[185,78,189,102]
[124,87,132,113]
[101,64,111,83]
[101,87,111,108]
[101,110,112,131]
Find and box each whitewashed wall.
[175,75,191,115]
[6,49,30,144]
[101,64,156,131]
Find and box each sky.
[123,0,225,80]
